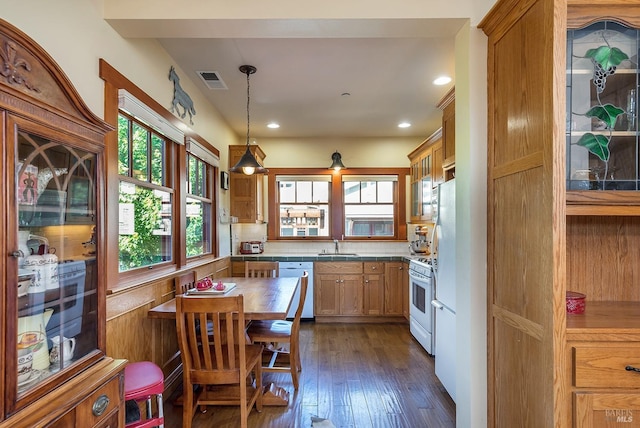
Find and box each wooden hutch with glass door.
[482,0,640,426]
[0,18,126,427]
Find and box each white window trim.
[118,89,185,144]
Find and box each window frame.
[267,167,408,241]
[101,60,222,291]
[117,112,177,274]
[184,151,215,260]
[342,176,398,238]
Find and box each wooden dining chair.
[245,261,279,278]
[246,271,308,390]
[175,270,197,295]
[176,294,263,428]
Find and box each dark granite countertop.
[231,254,415,262]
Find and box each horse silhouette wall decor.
[169,66,196,124]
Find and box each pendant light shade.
[230,65,268,175]
[329,151,346,171]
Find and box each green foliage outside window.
[118,184,172,271]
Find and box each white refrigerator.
[431,178,456,403]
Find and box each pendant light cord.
[245,69,251,146]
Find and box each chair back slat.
[176,293,263,426]
[176,294,247,377]
[175,270,197,295]
[245,261,279,278]
[292,272,309,332]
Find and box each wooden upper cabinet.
[565,12,640,215]
[437,88,455,181]
[407,129,442,222]
[229,145,266,223]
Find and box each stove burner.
[409,256,436,277]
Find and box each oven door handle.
[431,300,444,310]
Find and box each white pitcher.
[17,308,53,370]
[49,336,76,365]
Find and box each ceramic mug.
[17,349,33,383]
[50,336,76,364]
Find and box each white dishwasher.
[278,261,314,319]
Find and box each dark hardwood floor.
[163,322,455,427]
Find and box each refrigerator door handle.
[431,300,444,310]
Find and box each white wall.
[454,22,488,428]
[257,136,422,168]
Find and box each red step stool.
[124,361,164,428]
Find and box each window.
[277,175,330,237]
[117,113,174,272]
[186,153,213,257]
[343,175,396,237]
[269,169,405,240]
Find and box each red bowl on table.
[566,291,586,314]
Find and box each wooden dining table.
[147,276,300,406]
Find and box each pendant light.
[229,65,268,175]
[329,151,346,171]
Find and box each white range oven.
[409,257,435,355]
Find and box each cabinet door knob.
[92,394,110,416]
[626,365,640,373]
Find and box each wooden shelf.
[567,191,640,215]
[567,301,640,340]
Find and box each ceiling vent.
[197,71,228,90]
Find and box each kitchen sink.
[317,253,359,256]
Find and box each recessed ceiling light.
[433,76,452,86]
[267,122,280,129]
[398,122,411,128]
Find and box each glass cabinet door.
[567,21,639,191]
[14,128,98,396]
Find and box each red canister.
[566,291,586,314]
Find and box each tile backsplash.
[230,223,430,256]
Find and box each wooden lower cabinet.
[401,262,409,319]
[315,262,363,316]
[569,338,640,427]
[574,393,640,428]
[363,262,384,315]
[315,273,341,315]
[340,274,364,315]
[384,262,404,315]
[0,358,126,428]
[314,261,408,321]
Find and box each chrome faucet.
[333,239,339,254]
